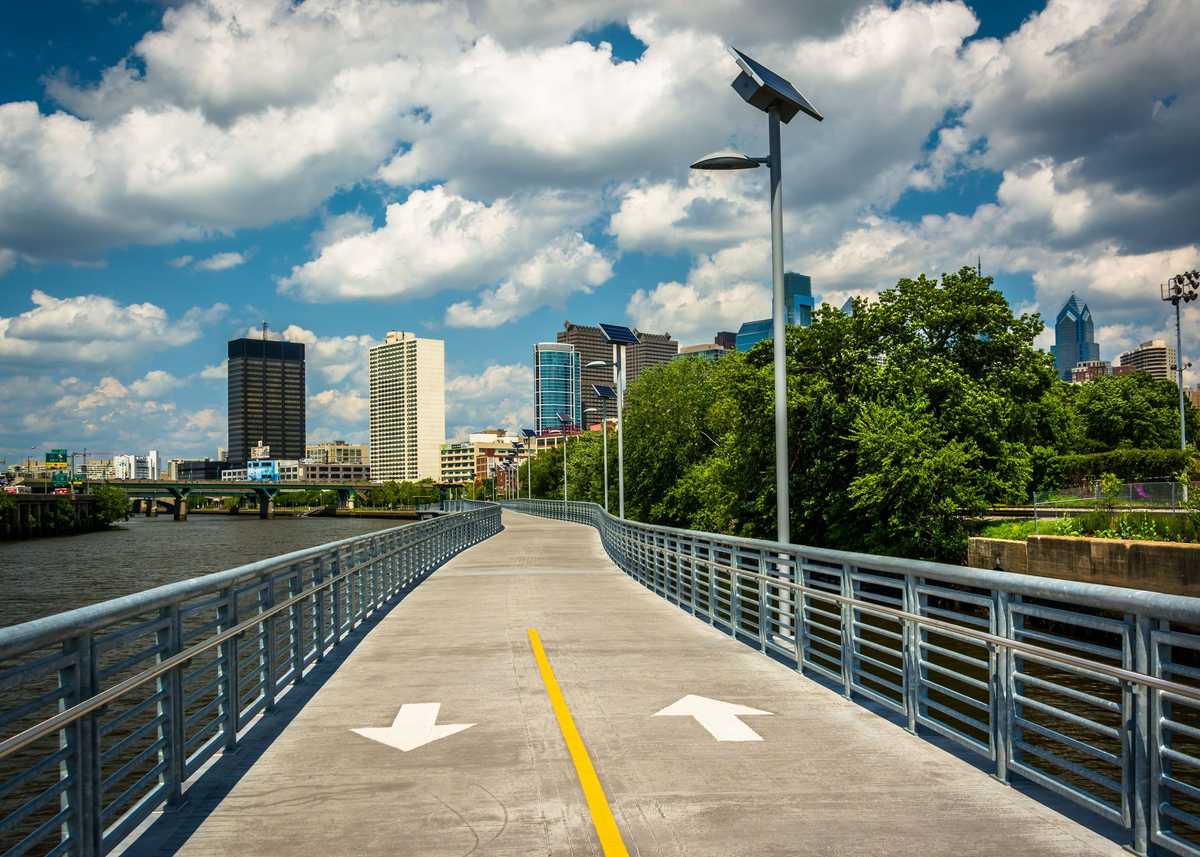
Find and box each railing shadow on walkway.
[120,526,510,855]
[0,503,502,857]
[117,583,407,856]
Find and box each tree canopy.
[525,267,1196,563]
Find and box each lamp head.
[690,151,762,170]
[728,46,823,124]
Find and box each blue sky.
[1,0,1196,462]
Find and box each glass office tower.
[736,272,815,352]
[534,342,582,432]
[1052,294,1099,381]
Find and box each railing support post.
[839,564,854,699]
[1130,613,1153,855]
[289,570,304,684]
[157,605,186,806]
[992,590,1011,783]
[62,633,101,857]
[218,589,239,751]
[260,582,276,713]
[903,576,920,735]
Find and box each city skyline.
[1,0,1197,461]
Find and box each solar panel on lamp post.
[691,46,823,545]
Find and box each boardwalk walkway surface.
[130,510,1126,856]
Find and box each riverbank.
[188,506,420,519]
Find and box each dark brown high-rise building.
[227,338,306,466]
[556,321,678,418]
[715,331,736,350]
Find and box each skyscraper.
[369,331,445,482]
[534,342,582,432]
[735,272,815,352]
[1119,339,1177,383]
[227,337,306,466]
[556,321,678,418]
[1052,294,1099,381]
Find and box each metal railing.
[0,502,500,856]
[506,499,1200,857]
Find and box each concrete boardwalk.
[143,511,1125,856]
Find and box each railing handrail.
[0,504,492,659]
[0,530,432,762]
[652,540,1200,704]
[517,499,1200,624]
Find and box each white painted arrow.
[351,703,474,752]
[653,694,772,742]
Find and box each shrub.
[91,485,129,525]
[1053,448,1196,483]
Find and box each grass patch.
[980,512,1200,544]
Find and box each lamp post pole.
[614,345,627,519]
[767,106,789,545]
[601,401,610,512]
[560,423,569,503]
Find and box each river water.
[0,513,403,631]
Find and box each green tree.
[92,485,129,525]
[1070,372,1196,451]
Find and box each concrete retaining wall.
[968,535,1200,597]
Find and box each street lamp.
[584,407,602,507]
[590,323,640,519]
[691,46,823,545]
[591,383,617,514]
[521,429,536,499]
[1163,270,1198,458]
[556,412,573,502]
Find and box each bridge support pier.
[145,499,158,518]
[169,488,191,522]
[255,489,277,520]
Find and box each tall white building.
[112,450,160,480]
[369,331,445,482]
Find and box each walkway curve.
[131,510,1126,856]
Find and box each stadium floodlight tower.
[591,384,617,513]
[592,323,640,518]
[691,46,823,545]
[520,429,536,499]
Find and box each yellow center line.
[527,627,631,857]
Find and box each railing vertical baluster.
[156,604,186,806]
[839,563,854,698]
[757,549,768,652]
[331,549,342,646]
[260,579,276,712]
[312,558,325,663]
[1130,613,1153,856]
[903,576,919,735]
[289,570,304,684]
[792,552,805,674]
[62,632,101,857]
[219,588,239,749]
[729,547,741,637]
[992,590,1011,783]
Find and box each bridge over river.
[0,502,1197,856]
